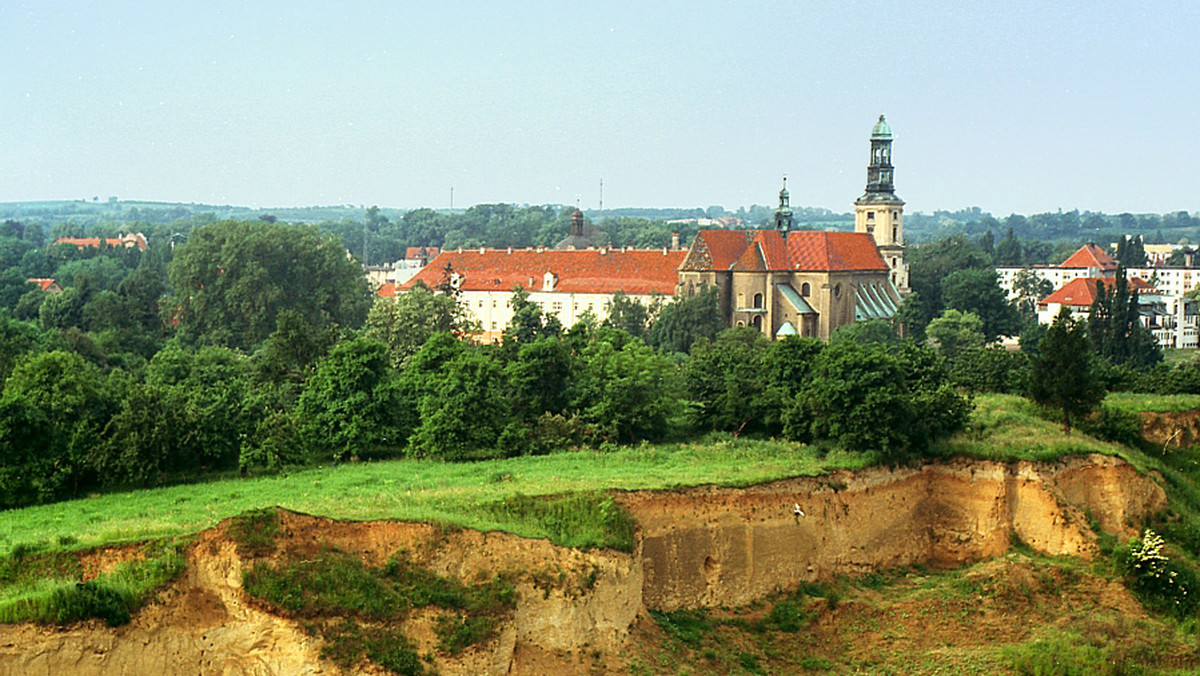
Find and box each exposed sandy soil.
[0,454,1174,675]
[1142,410,1200,449]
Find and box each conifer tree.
[1030,308,1103,436]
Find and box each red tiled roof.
[398,248,687,295]
[405,246,439,260]
[1060,243,1117,270]
[683,229,888,273]
[377,282,397,298]
[1038,276,1154,307]
[785,231,888,272]
[679,231,755,271]
[26,278,57,291]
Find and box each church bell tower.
[854,114,909,292]
[774,176,793,239]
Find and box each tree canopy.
[167,220,371,351]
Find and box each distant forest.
[1,199,1198,266]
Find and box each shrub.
[1078,406,1143,448]
[1005,634,1117,676]
[1117,529,1200,619]
[648,608,711,648]
[0,540,186,626]
[320,618,427,676]
[435,613,500,654]
[485,492,636,552]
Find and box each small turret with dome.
[774,176,794,239]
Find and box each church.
[677,115,908,340]
[389,115,908,343]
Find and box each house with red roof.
[26,278,62,294]
[1036,276,1199,349]
[390,245,687,342]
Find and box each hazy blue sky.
[3,1,1197,215]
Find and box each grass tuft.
[227,508,280,557]
[0,539,187,626]
[483,491,637,551]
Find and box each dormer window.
[542,271,556,291]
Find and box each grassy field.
[1105,392,1200,414]
[932,394,1132,463]
[0,437,876,557]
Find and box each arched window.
[753,315,763,331]
[753,293,763,309]
[801,282,811,296]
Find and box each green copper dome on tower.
[871,114,893,140]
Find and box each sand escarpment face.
[0,454,1166,675]
[622,454,1164,610]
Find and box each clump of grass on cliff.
[0,539,186,626]
[227,507,280,557]
[246,548,514,665]
[484,491,637,552]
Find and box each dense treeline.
[7,199,1199,265]
[0,218,976,511]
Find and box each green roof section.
[775,283,816,314]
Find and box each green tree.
[1012,269,1054,319]
[1115,235,1148,266]
[298,337,403,462]
[903,234,993,335]
[1029,308,1103,436]
[142,343,255,472]
[646,286,726,354]
[364,282,477,368]
[166,220,371,351]
[0,351,117,503]
[1087,268,1162,369]
[407,346,511,460]
[603,291,653,339]
[505,337,575,421]
[504,287,562,345]
[926,309,985,359]
[941,268,1021,340]
[794,341,970,461]
[830,319,899,346]
[574,329,677,444]
[683,328,772,435]
[251,309,336,389]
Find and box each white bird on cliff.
[793,504,805,518]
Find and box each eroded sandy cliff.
[0,454,1166,675]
